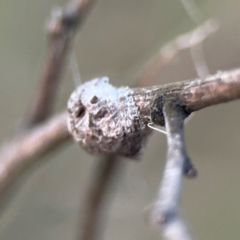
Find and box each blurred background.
[0,0,240,239]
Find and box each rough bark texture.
[133,68,240,126]
[67,69,240,159]
[0,113,70,196]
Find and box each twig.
[77,154,122,240]
[68,68,239,239]
[69,68,240,160]
[0,2,221,239]
[151,101,192,240]
[77,11,215,240]
[151,102,191,239]
[73,17,213,235]
[137,19,218,87]
[22,0,96,128]
[134,68,240,121]
[0,112,70,198]
[1,68,240,201]
[11,65,237,190]
[67,19,218,240]
[179,0,210,78]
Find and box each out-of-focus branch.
[0,112,70,197]
[22,0,96,128]
[72,19,219,240]
[73,69,240,239]
[137,19,218,87]
[77,154,122,240]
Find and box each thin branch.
[0,68,240,210]
[75,21,219,240]
[0,112,70,197]
[77,154,122,240]
[151,101,192,240]
[179,0,210,78]
[137,19,218,87]
[0,69,240,197]
[133,68,240,122]
[22,0,96,128]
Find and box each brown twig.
[1,68,240,202]
[69,69,240,240]
[73,20,219,240]
[137,19,218,87]
[22,0,96,128]
[69,65,240,162]
[0,112,70,198]
[151,102,193,240]
[77,154,122,240]
[133,68,240,121]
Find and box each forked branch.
[0,112,70,197]
[0,0,228,238]
[135,68,240,120]
[77,154,122,240]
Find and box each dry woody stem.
[151,102,193,240]
[0,112,70,197]
[0,7,236,238]
[77,154,122,240]
[0,66,239,240]
[137,19,218,86]
[23,0,96,127]
[133,68,240,122]
[1,68,239,199]
[71,18,221,236]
